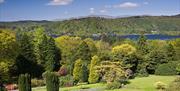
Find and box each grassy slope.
[32,75,176,91]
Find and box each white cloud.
[47,0,73,6]
[100,9,107,13]
[0,0,4,3]
[90,8,95,14]
[114,2,139,8]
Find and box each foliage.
[154,81,167,90]
[88,55,100,83]
[18,74,31,91]
[2,16,180,36]
[155,63,177,76]
[107,81,122,90]
[58,65,68,76]
[112,44,138,70]
[0,29,19,60]
[73,59,87,83]
[31,78,45,87]
[112,44,136,57]
[34,28,60,71]
[176,63,180,74]
[45,71,59,91]
[96,61,126,83]
[59,75,74,87]
[166,76,180,91]
[55,36,82,74]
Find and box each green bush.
[45,71,59,91]
[154,81,167,90]
[137,69,149,77]
[18,74,31,91]
[155,63,177,76]
[106,81,121,90]
[31,78,45,87]
[166,76,180,91]
[59,75,74,87]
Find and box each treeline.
[1,15,180,36]
[0,28,180,90]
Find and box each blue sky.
[0,0,179,21]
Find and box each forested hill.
[0,15,180,36]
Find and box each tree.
[84,38,97,56]
[75,41,91,63]
[88,55,100,83]
[34,28,60,71]
[73,59,87,82]
[165,43,176,61]
[96,61,126,84]
[112,44,137,69]
[45,71,59,91]
[55,36,82,74]
[146,49,167,74]
[18,74,31,91]
[137,34,149,54]
[0,29,19,60]
[45,37,61,71]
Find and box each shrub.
[107,81,121,90]
[59,75,74,87]
[137,69,149,77]
[166,76,180,91]
[154,81,167,90]
[31,78,45,87]
[58,65,68,76]
[18,74,31,91]
[155,63,177,76]
[45,71,59,91]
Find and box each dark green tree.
[18,74,31,91]
[45,37,61,71]
[165,43,176,61]
[137,34,149,54]
[75,41,91,63]
[34,28,60,71]
[45,71,59,91]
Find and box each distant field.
[32,75,176,91]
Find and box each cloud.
[90,8,95,14]
[100,9,107,13]
[47,0,73,6]
[114,2,139,8]
[0,0,4,3]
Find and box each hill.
[0,15,180,36]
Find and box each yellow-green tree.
[88,55,100,83]
[112,44,137,69]
[73,59,84,82]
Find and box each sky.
[0,0,180,21]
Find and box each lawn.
[32,75,176,91]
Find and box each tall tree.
[34,27,60,71]
[73,59,86,82]
[88,55,100,83]
[137,34,149,54]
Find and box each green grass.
[32,75,176,91]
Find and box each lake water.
[119,34,180,40]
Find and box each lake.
[119,34,180,40]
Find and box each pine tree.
[73,59,88,82]
[45,71,59,91]
[137,34,148,54]
[88,55,100,83]
[34,28,60,71]
[18,74,31,91]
